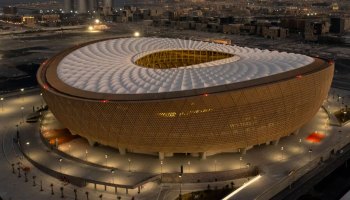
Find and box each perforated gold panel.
[39,63,334,153]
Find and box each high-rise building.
[102,0,113,15]
[3,6,18,15]
[63,0,74,13]
[88,0,98,12]
[77,0,88,14]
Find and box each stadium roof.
[56,37,314,95]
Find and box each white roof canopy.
[57,37,314,94]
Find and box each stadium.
[37,37,334,159]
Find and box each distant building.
[22,16,35,26]
[88,0,98,13]
[78,0,88,14]
[305,21,329,41]
[330,17,350,34]
[262,27,289,39]
[3,6,17,15]
[102,0,113,16]
[223,24,242,34]
[63,0,74,13]
[40,14,61,26]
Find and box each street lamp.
[160,160,163,174]
[111,169,115,184]
[20,88,24,102]
[239,156,243,169]
[85,149,88,161]
[299,138,302,153]
[187,161,191,173]
[281,146,284,161]
[95,19,100,24]
[59,158,63,173]
[40,93,43,107]
[308,148,312,161]
[1,97,4,111]
[128,158,131,172]
[178,173,182,199]
[26,141,30,157]
[105,154,108,167]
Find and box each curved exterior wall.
[38,59,334,153]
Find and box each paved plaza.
[0,88,349,200]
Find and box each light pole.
[105,154,108,167]
[60,186,64,198]
[1,97,4,111]
[50,183,54,195]
[20,88,24,102]
[26,142,30,157]
[11,163,15,174]
[160,160,163,174]
[187,161,191,173]
[73,189,77,200]
[59,158,63,173]
[299,138,302,153]
[17,167,21,178]
[85,149,88,161]
[111,169,115,184]
[178,173,182,200]
[85,191,89,200]
[68,144,71,154]
[128,158,131,172]
[24,171,28,182]
[281,146,284,161]
[32,175,36,187]
[308,148,312,162]
[16,124,19,140]
[239,156,243,169]
[40,180,43,191]
[40,93,44,107]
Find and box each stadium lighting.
[134,31,140,37]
